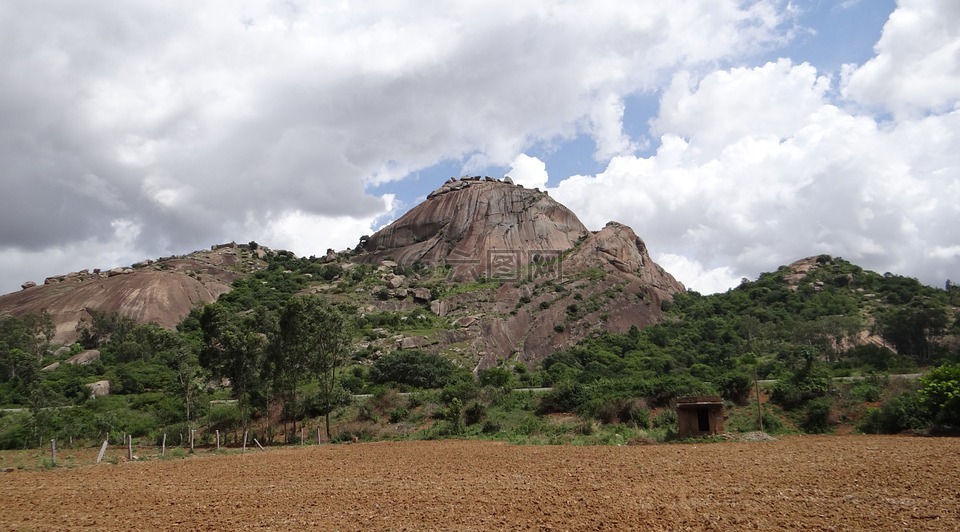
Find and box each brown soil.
[1,435,958,530]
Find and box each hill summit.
[359,177,589,279]
[353,176,685,366]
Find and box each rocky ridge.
[1,179,686,368]
[0,243,267,344]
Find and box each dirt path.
[1,435,957,530]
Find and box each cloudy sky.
[1,0,957,295]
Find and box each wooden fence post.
[161,433,167,456]
[190,429,195,452]
[50,439,56,464]
[317,428,321,445]
[127,435,133,461]
[254,438,265,451]
[216,430,220,451]
[243,430,248,452]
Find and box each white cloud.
[655,253,741,295]
[244,194,397,257]
[0,0,794,294]
[841,0,960,117]
[552,55,960,292]
[508,155,550,189]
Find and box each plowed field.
[1,435,958,530]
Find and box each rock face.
[0,246,265,345]
[359,180,589,279]
[356,179,685,367]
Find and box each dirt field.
[1,435,958,530]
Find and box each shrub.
[537,381,587,415]
[478,367,514,389]
[850,381,883,403]
[464,402,486,425]
[370,350,458,389]
[771,366,832,409]
[439,379,479,404]
[858,391,930,434]
[717,371,753,404]
[652,409,678,430]
[624,403,651,429]
[589,398,649,427]
[388,406,409,424]
[206,404,242,433]
[446,398,464,435]
[802,397,833,434]
[481,420,500,434]
[918,363,960,431]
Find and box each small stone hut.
[676,396,724,437]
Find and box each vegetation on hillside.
[0,253,957,450]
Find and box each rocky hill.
[0,244,267,344]
[358,177,589,279]
[0,178,685,368]
[352,177,685,367]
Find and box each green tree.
[198,304,272,429]
[275,297,353,439]
[76,310,136,349]
[370,350,459,389]
[878,304,948,361]
[918,363,960,431]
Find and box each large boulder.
[65,349,101,366]
[85,380,110,398]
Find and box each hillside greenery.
[1,253,958,450]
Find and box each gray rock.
[411,287,432,302]
[85,380,110,398]
[66,349,100,366]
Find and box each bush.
[446,398,464,435]
[439,379,479,404]
[388,406,409,424]
[858,391,930,434]
[590,398,649,427]
[0,412,31,450]
[802,397,833,434]
[537,381,587,415]
[850,381,883,403]
[642,375,717,407]
[771,366,832,409]
[481,420,500,434]
[206,404,242,433]
[717,371,753,404]
[370,350,459,389]
[464,402,486,425]
[918,363,960,431]
[652,409,678,430]
[478,367,514,389]
[726,408,784,434]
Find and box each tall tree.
[198,304,273,429]
[275,297,353,439]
